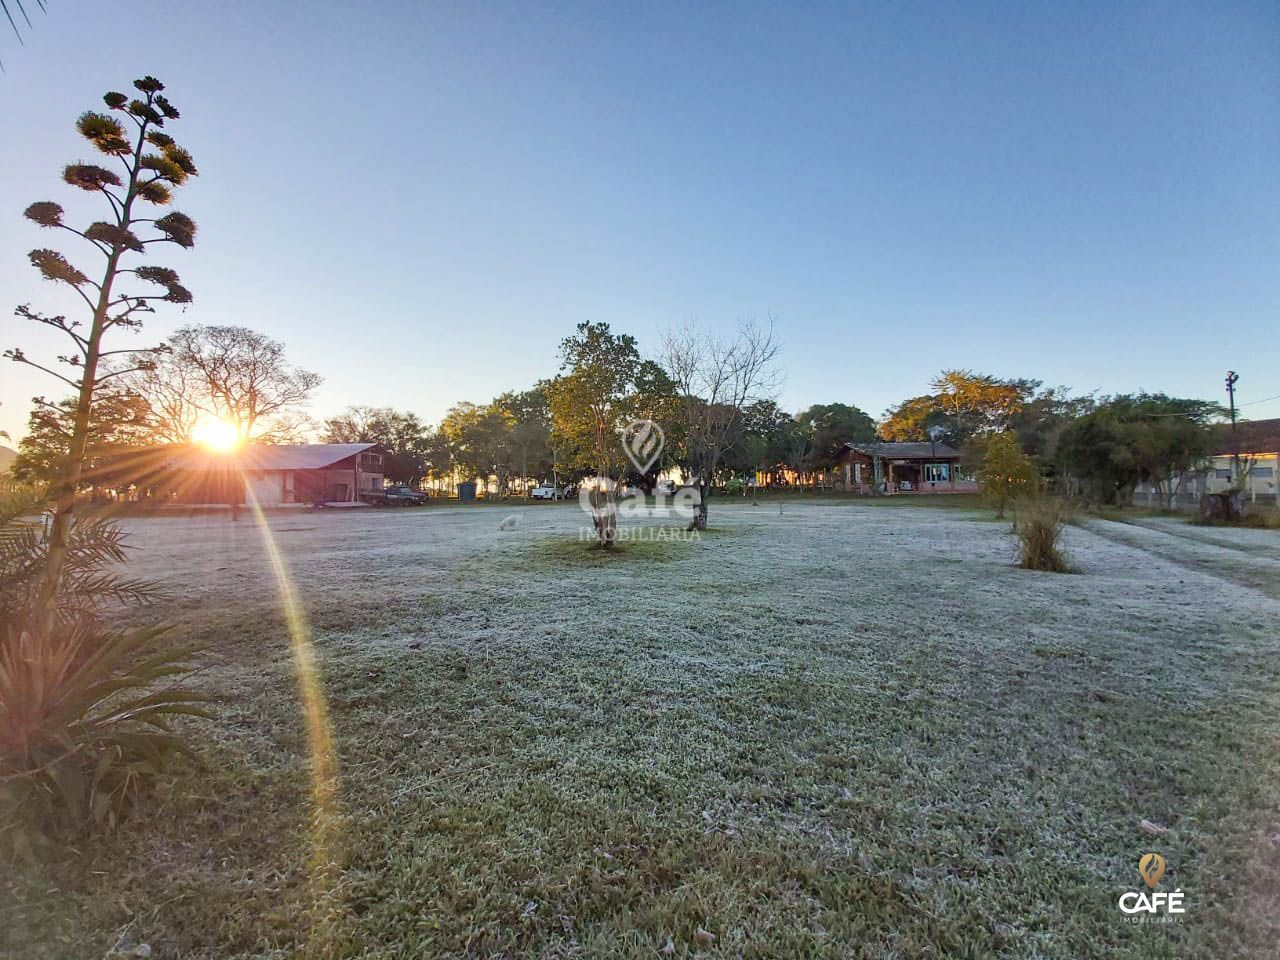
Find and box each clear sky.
[2,1,1277,444]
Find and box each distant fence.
[1135,489,1277,512]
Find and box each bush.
[1014,497,1072,572]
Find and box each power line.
[1240,393,1280,407]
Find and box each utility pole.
[1226,370,1240,483]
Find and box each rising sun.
[191,416,243,453]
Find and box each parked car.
[384,485,429,505]
[530,484,565,500]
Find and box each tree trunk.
[37,251,121,635]
[596,507,617,546]
[1200,491,1244,522]
[689,475,710,530]
[690,501,708,530]
[589,485,617,547]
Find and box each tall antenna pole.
[1226,370,1240,483]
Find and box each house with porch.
[835,441,977,494]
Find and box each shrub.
[1014,496,1072,572]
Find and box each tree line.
[8,319,873,500]
[882,371,1224,510]
[11,327,1224,515]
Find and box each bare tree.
[662,319,781,530]
[137,325,322,443]
[109,352,202,443]
[320,405,392,443]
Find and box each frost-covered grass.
[7,501,1280,958]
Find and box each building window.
[359,452,382,470]
[923,463,950,483]
[1215,468,1232,479]
[1253,467,1274,478]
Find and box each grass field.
[6,499,1280,958]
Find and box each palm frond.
[1,621,212,841]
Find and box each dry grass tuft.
[1014,496,1073,572]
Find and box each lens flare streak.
[242,484,345,950]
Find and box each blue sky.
[2,1,1278,443]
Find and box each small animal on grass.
[498,513,525,531]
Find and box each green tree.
[796,402,876,470]
[878,394,949,442]
[1007,383,1095,475]
[321,406,433,486]
[737,401,799,486]
[932,369,1023,442]
[440,402,517,496]
[546,322,672,545]
[1056,394,1217,506]
[11,390,152,494]
[419,429,454,491]
[495,387,553,492]
[978,431,1037,518]
[783,419,816,488]
[880,371,1026,446]
[4,76,198,627]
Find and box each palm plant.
[0,483,157,630]
[0,485,212,853]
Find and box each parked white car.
[529,484,564,500]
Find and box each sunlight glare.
[191,416,242,453]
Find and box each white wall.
[247,471,285,506]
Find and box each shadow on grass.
[520,529,722,566]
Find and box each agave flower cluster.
[6,74,199,390]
